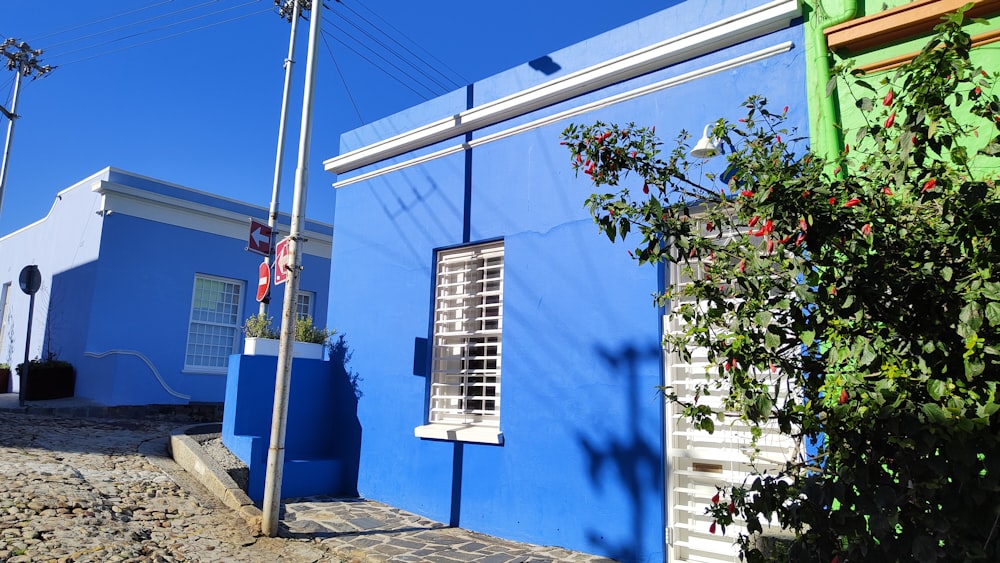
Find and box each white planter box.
[243,338,325,360]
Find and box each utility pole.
[0,39,52,220]
[260,0,304,316]
[261,0,321,537]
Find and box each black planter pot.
[16,362,75,400]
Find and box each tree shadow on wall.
[577,343,663,563]
[327,334,364,496]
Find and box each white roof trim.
[94,181,333,258]
[332,41,793,189]
[324,0,800,176]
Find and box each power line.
[326,4,457,93]
[45,0,230,51]
[58,8,272,67]
[318,25,434,100]
[334,0,467,86]
[30,0,175,42]
[52,1,266,60]
[320,31,364,125]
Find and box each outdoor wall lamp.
[690,124,719,158]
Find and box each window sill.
[414,423,504,445]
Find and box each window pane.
[185,275,243,370]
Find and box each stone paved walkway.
[0,395,618,562]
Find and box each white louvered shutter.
[428,242,504,427]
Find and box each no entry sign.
[256,261,270,302]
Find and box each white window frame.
[415,241,504,445]
[295,290,314,320]
[184,274,244,373]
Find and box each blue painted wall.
[222,351,361,501]
[0,168,333,406]
[327,2,807,561]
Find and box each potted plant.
[242,314,335,360]
[16,354,75,400]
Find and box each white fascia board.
[332,42,792,189]
[324,0,800,176]
[93,181,333,259]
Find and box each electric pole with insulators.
[0,38,53,220]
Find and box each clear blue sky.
[0,0,669,235]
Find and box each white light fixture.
[690,124,719,158]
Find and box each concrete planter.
[243,337,324,360]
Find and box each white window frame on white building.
[415,240,504,445]
[184,274,244,373]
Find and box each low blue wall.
[221,351,361,501]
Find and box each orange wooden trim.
[854,27,1000,74]
[825,0,1000,53]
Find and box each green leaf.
[986,302,1000,326]
[921,402,948,423]
[801,330,815,346]
[942,266,953,281]
[928,380,947,401]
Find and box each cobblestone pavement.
[0,410,337,562]
[0,401,617,562]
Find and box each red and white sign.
[247,219,272,256]
[256,261,270,302]
[274,237,290,285]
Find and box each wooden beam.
[825,0,1000,53]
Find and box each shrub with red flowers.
[562,9,1000,563]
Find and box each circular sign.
[19,265,41,295]
[256,261,270,302]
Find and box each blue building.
[0,167,332,406]
[323,1,806,561]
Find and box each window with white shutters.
[415,241,504,445]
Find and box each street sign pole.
[261,0,320,538]
[17,265,40,407]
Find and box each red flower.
[705,221,714,232]
[839,389,848,405]
[748,216,760,227]
[861,223,872,236]
[766,239,774,254]
[709,522,717,534]
[799,218,808,231]
[923,178,936,192]
[783,105,789,113]
[974,86,982,96]
[776,135,782,143]
[829,197,837,205]
[883,89,894,106]
[642,183,649,194]
[883,187,893,195]
[884,112,895,128]
[728,502,736,515]
[712,492,720,504]
[844,198,861,208]
[795,233,806,246]
[738,259,746,273]
[833,166,842,176]
[762,219,773,234]
[740,190,755,198]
